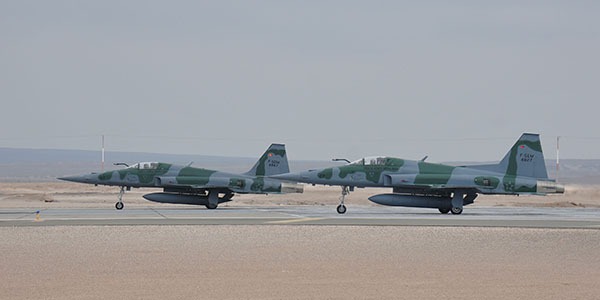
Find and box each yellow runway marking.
[33,211,43,222]
[266,217,325,224]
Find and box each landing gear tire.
[438,208,450,214]
[206,191,219,210]
[451,207,463,215]
[336,186,350,215]
[115,186,126,210]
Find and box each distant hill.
[0,147,338,182]
[0,147,597,184]
[0,147,252,165]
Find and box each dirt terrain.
[2,226,599,300]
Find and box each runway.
[1,205,599,228]
[3,205,600,299]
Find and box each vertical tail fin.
[244,144,290,176]
[468,133,549,179]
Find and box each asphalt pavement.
[1,205,599,228]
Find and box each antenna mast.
[556,136,560,182]
[101,134,105,172]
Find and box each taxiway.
[1,205,599,228]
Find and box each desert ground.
[2,226,599,300]
[1,183,600,299]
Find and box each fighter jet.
[273,133,564,215]
[59,144,303,210]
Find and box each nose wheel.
[115,186,125,210]
[337,186,350,214]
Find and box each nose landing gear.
[336,186,350,214]
[115,186,128,210]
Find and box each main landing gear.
[448,191,464,215]
[336,186,350,214]
[438,207,450,214]
[115,186,128,210]
[204,191,234,210]
[206,190,218,209]
[439,191,476,215]
[446,190,476,215]
[450,206,463,215]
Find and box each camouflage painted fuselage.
[68,162,298,194]
[59,143,302,209]
[279,157,561,195]
[273,134,564,214]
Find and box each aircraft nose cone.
[58,174,95,184]
[270,173,301,182]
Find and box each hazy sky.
[1,1,599,162]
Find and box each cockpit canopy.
[349,156,387,166]
[129,162,160,170]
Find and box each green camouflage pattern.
[85,162,288,193]
[59,144,303,209]
[273,134,564,214]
